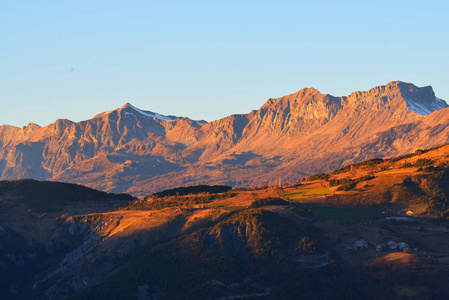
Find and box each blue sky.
[1,0,448,126]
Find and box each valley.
[2,144,449,299]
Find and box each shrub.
[400,162,414,168]
[415,158,433,167]
[329,175,375,188]
[307,173,330,181]
[336,183,355,191]
[295,236,321,254]
[331,158,384,175]
[249,197,289,208]
[131,191,235,211]
[152,185,232,198]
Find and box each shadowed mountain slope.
[70,209,355,300]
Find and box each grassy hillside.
[284,143,449,218]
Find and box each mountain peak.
[93,103,208,124]
[394,82,448,115]
[346,81,447,116]
[122,103,181,121]
[96,103,180,122]
[121,102,133,109]
[297,87,322,94]
[262,87,327,108]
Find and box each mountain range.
[1,81,448,196]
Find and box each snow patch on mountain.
[124,112,136,117]
[436,97,448,106]
[404,96,448,115]
[121,103,208,124]
[124,103,180,121]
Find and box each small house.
[387,241,398,250]
[344,245,354,251]
[398,242,410,251]
[353,239,368,250]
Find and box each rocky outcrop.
[32,219,100,291]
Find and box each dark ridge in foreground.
[151,184,233,198]
[70,209,355,300]
[0,179,135,212]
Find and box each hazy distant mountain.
[0,81,448,196]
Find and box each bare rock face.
[0,81,448,196]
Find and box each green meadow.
[284,187,331,201]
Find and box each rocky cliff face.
[0,81,448,196]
